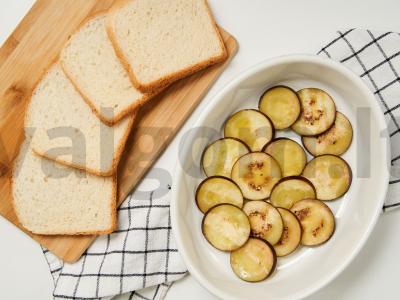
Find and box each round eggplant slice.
[202,204,250,251]
[270,176,316,209]
[224,109,274,151]
[259,85,301,130]
[274,208,302,256]
[195,176,244,213]
[263,138,307,177]
[231,152,282,200]
[243,201,283,245]
[202,138,250,178]
[230,238,277,282]
[302,155,352,201]
[291,88,336,136]
[290,199,335,246]
[302,112,353,156]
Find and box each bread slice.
[25,62,134,176]
[12,141,116,235]
[61,13,153,125]
[106,0,227,93]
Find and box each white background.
[1,0,400,299]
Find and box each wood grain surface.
[0,0,238,262]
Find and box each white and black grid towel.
[318,29,400,210]
[43,29,400,300]
[43,174,187,300]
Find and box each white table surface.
[1,1,400,299]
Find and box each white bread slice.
[25,62,134,176]
[12,141,116,235]
[106,0,227,93]
[61,13,153,125]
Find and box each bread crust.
[106,0,228,93]
[32,113,135,177]
[24,61,135,177]
[16,58,119,234]
[60,11,156,125]
[10,146,117,235]
[61,61,153,125]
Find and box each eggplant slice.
[243,201,283,245]
[231,152,282,200]
[263,138,307,177]
[290,199,335,246]
[302,112,353,156]
[202,138,250,178]
[270,176,316,209]
[291,88,336,136]
[196,176,244,213]
[274,208,302,256]
[302,155,352,201]
[259,85,301,130]
[230,238,277,282]
[202,204,250,251]
[224,109,274,151]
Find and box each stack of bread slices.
[12,0,227,235]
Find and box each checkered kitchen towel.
[317,29,400,211]
[43,168,187,300]
[41,29,400,300]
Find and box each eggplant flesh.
[263,138,307,177]
[291,199,335,246]
[302,112,353,156]
[202,138,249,178]
[243,201,283,245]
[231,152,282,200]
[292,88,336,136]
[274,208,302,256]
[202,204,250,251]
[224,109,274,151]
[270,176,316,209]
[196,176,244,213]
[302,155,352,201]
[259,86,301,130]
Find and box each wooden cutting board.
[0,0,237,262]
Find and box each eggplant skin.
[230,237,277,282]
[262,137,297,151]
